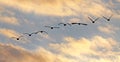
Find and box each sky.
[0,0,120,62]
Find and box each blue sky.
[0,0,120,62]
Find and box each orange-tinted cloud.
[0,35,120,62]
[0,28,20,38]
[50,36,120,62]
[0,43,76,62]
[0,0,113,17]
[0,15,20,25]
[98,24,119,34]
[0,43,46,62]
[0,28,30,43]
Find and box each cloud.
[0,0,113,17]
[35,47,76,62]
[69,18,81,23]
[36,33,56,43]
[0,43,46,62]
[50,35,120,62]
[0,35,120,62]
[0,28,20,38]
[0,6,4,12]
[0,6,15,16]
[0,15,20,25]
[98,24,119,34]
[117,0,120,2]
[0,43,77,62]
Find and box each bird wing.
[103,16,108,20]
[11,36,23,39]
[36,31,48,34]
[88,17,94,22]
[71,23,77,24]
[45,26,51,28]
[94,18,99,21]
[67,23,72,26]
[80,23,87,25]
[53,27,60,28]
[31,32,37,34]
[33,31,39,34]
[23,33,33,36]
[58,23,64,25]
[43,31,48,34]
[109,14,113,19]
[23,33,29,35]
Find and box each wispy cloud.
[98,24,119,34]
[117,0,120,2]
[0,28,20,38]
[0,0,113,17]
[69,18,81,23]
[0,15,20,25]
[0,43,76,62]
[0,43,46,62]
[0,35,120,62]
[0,0,119,62]
[50,35,120,62]
[0,6,15,16]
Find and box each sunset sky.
[0,0,120,62]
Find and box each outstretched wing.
[58,23,64,25]
[71,23,77,25]
[67,23,72,26]
[42,31,48,34]
[36,31,48,34]
[103,16,108,20]
[45,26,51,28]
[23,33,29,35]
[53,27,60,28]
[11,36,23,40]
[94,17,99,21]
[31,32,36,34]
[80,23,87,25]
[109,14,113,19]
[88,17,94,22]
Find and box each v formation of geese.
[11,14,113,40]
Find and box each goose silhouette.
[11,36,23,40]
[71,22,87,26]
[58,23,71,26]
[103,14,113,21]
[35,31,48,34]
[45,26,60,29]
[23,32,37,36]
[88,16,99,23]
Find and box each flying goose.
[71,22,87,26]
[35,31,48,34]
[88,16,99,23]
[45,26,60,29]
[11,36,23,40]
[23,32,37,36]
[58,23,71,26]
[103,14,113,21]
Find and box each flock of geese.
[11,14,113,40]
